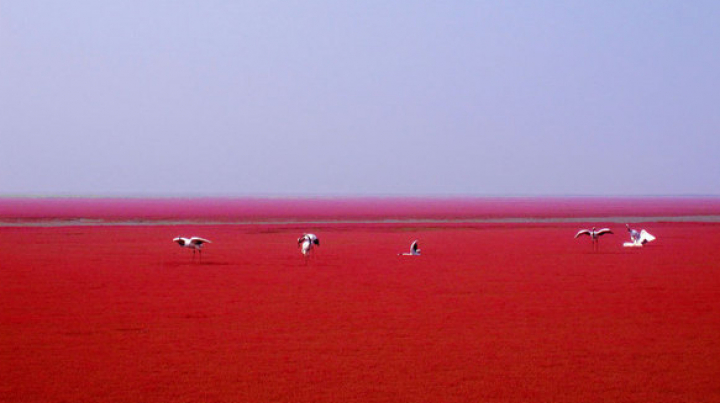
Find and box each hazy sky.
[1,1,718,196]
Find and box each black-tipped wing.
[411,240,419,252]
[596,228,613,236]
[575,229,591,238]
[299,233,319,246]
[189,237,211,245]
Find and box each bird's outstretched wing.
[596,228,613,236]
[575,229,591,238]
[639,230,656,244]
[411,240,419,252]
[189,237,211,245]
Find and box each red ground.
[2,200,720,402]
[2,197,720,222]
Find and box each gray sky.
[1,1,718,197]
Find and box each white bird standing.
[298,233,320,261]
[623,224,656,247]
[575,227,613,251]
[399,240,421,256]
[173,236,211,259]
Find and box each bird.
[399,240,421,256]
[173,236,211,259]
[297,233,320,261]
[623,224,656,247]
[575,227,613,250]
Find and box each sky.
[1,1,718,197]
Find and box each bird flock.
[173,223,655,262]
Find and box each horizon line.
[2,194,720,200]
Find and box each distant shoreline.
[2,216,720,228]
[1,196,720,226]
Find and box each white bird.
[298,233,320,261]
[399,240,421,256]
[623,224,656,247]
[575,227,613,250]
[173,236,211,259]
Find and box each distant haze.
[1,1,718,197]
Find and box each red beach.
[2,198,720,402]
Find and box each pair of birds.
[297,235,423,257]
[297,235,422,257]
[574,224,656,249]
[295,234,423,258]
[297,236,422,257]
[172,233,322,259]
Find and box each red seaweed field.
[2,198,720,402]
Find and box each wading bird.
[298,233,319,262]
[623,224,656,247]
[399,240,421,256]
[173,236,211,259]
[575,227,613,251]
